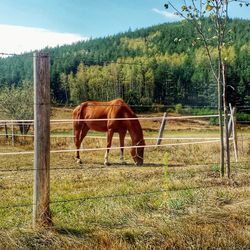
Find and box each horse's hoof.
[76,158,82,164]
[104,162,111,166]
[121,161,127,165]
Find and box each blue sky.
[0,0,249,54]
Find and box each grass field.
[0,108,249,249]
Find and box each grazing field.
[0,108,249,249]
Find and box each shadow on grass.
[79,162,185,168]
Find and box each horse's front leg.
[104,129,114,166]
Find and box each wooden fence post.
[4,122,8,140]
[229,104,238,162]
[11,122,15,146]
[33,52,52,228]
[228,104,235,138]
[156,112,167,145]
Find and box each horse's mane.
[110,98,136,118]
[115,99,144,142]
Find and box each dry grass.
[0,109,250,249]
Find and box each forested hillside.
[0,19,249,107]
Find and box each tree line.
[0,18,249,108]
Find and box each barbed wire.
[0,52,24,57]
[0,161,249,212]
[0,52,144,66]
[0,160,249,173]
[2,177,249,211]
[52,103,250,109]
[0,103,249,114]
[0,184,228,210]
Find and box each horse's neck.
[121,104,143,145]
[127,120,143,145]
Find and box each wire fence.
[0,182,240,210]
[1,164,250,210]
[0,113,248,158]
[1,160,250,174]
[1,122,249,210]
[1,110,248,162]
[0,139,225,156]
[1,51,250,231]
[0,114,222,156]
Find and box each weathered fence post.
[33,52,52,228]
[4,122,8,140]
[156,112,167,145]
[229,104,238,162]
[11,122,15,146]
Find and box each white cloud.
[152,8,180,19]
[0,24,88,55]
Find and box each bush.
[236,112,250,122]
[175,104,183,114]
[0,81,33,134]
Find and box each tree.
[59,72,70,105]
[165,0,249,178]
[0,81,33,134]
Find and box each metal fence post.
[229,104,238,162]
[156,112,167,145]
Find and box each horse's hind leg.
[104,128,114,166]
[119,130,127,164]
[74,123,89,164]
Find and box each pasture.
[0,108,250,249]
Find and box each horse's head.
[131,139,145,166]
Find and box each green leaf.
[206,4,214,11]
[181,5,188,11]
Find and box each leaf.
[181,5,188,11]
[206,4,214,11]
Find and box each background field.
[0,108,249,249]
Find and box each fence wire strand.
[0,184,223,210]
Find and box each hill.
[0,19,249,107]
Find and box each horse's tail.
[72,103,87,126]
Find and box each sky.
[0,0,249,55]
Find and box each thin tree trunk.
[218,78,224,177]
[222,61,230,178]
[216,10,225,178]
[217,46,224,177]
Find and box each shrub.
[175,104,183,114]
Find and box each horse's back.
[73,99,126,131]
[75,98,132,117]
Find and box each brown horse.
[73,98,145,166]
